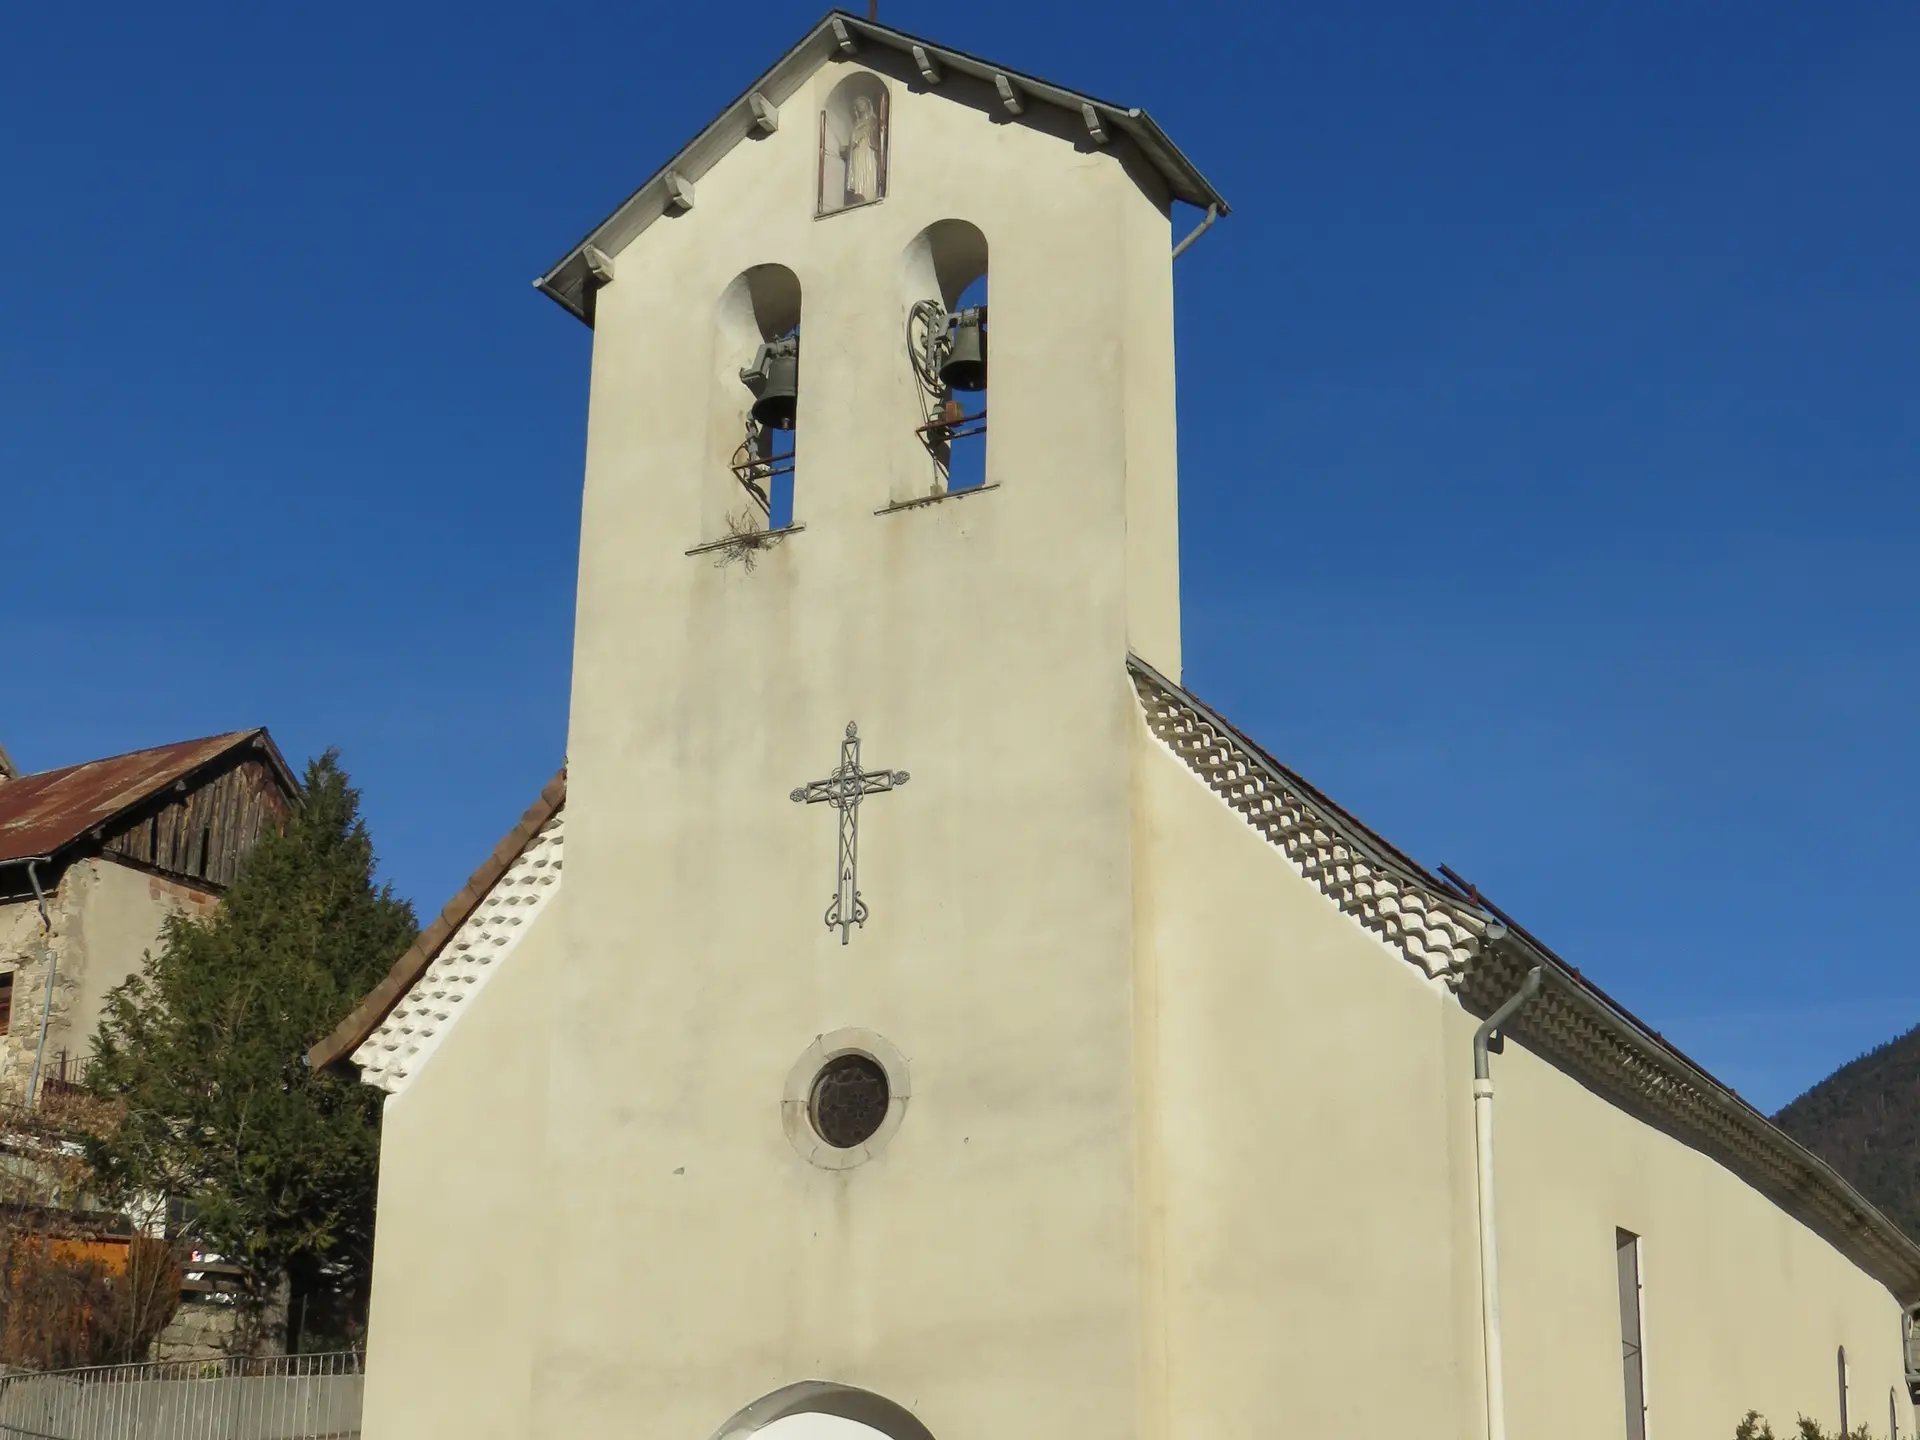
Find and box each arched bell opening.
[709,1382,937,1440]
[899,220,989,497]
[713,263,803,533]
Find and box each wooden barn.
[0,731,297,1105]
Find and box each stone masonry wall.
[0,860,217,1105]
[0,874,84,1107]
[152,1296,287,1363]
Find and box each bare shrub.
[0,1229,180,1370]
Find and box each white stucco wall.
[540,49,1179,1440]
[359,893,559,1440]
[1495,1033,1909,1439]
[1135,716,1912,1439]
[1134,710,1480,1437]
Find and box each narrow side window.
[1616,1228,1648,1440]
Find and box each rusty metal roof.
[0,731,295,867]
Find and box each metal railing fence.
[0,1351,363,1440]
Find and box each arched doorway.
[711,1383,936,1440]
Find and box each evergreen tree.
[85,752,416,1351]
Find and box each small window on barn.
[0,973,14,1036]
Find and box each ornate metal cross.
[790,722,909,944]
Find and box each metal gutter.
[1171,203,1220,260]
[1461,892,1920,1301]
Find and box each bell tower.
[532,15,1226,1440]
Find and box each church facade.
[315,14,1920,1440]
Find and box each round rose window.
[808,1053,890,1149]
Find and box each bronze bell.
[741,336,800,430]
[938,307,987,392]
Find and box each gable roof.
[307,767,567,1074]
[535,9,1229,325]
[1128,655,1920,1304]
[0,730,296,868]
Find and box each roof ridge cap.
[11,729,262,782]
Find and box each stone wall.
[152,1272,289,1362]
[151,1299,246,1363]
[0,860,217,1105]
[0,874,83,1105]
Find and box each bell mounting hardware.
[738,333,801,429]
[908,301,987,396]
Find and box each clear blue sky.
[2,1,1914,1112]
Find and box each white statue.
[845,95,880,204]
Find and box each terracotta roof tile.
[1128,654,1920,1302]
[308,767,568,1073]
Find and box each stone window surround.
[781,1027,910,1171]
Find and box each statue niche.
[818,74,889,216]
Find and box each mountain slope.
[1775,1024,1920,1243]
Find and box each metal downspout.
[1171,203,1220,260]
[1472,959,1545,1440]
